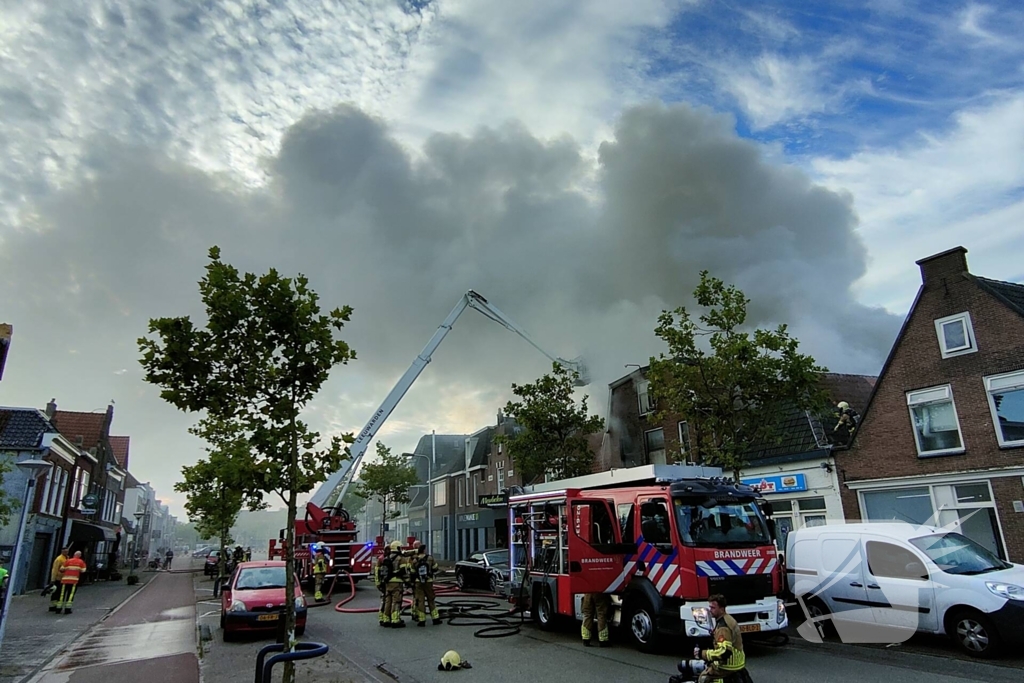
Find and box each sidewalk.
[25,568,199,683]
[0,570,159,683]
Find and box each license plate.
[739,624,761,633]
[257,614,279,622]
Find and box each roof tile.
[110,436,130,469]
[52,410,106,449]
[0,408,57,449]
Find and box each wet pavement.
[0,571,157,683]
[26,568,199,683]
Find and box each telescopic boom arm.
[307,290,588,511]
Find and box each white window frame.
[433,481,447,507]
[458,477,465,508]
[497,468,505,491]
[984,370,1024,448]
[637,380,653,416]
[934,312,977,358]
[677,421,691,457]
[55,468,68,517]
[907,384,965,457]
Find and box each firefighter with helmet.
[313,545,329,602]
[382,540,408,627]
[372,546,388,626]
[412,541,442,626]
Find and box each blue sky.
[1,0,1022,515]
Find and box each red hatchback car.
[220,561,307,641]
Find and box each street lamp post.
[0,458,52,657]
[130,511,144,580]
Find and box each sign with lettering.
[741,473,807,494]
[478,493,507,508]
[457,512,479,524]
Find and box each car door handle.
[867,584,881,590]
[849,582,863,587]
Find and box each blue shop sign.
[742,473,807,494]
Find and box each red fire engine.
[506,465,787,651]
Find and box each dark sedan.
[454,549,509,592]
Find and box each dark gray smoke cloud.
[0,102,900,512]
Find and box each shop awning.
[70,520,118,543]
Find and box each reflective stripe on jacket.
[61,558,87,585]
[313,557,328,574]
[701,614,746,672]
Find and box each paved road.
[200,576,1024,683]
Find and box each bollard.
[254,642,329,683]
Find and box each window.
[984,370,1024,447]
[55,469,68,516]
[934,312,976,358]
[637,380,653,415]
[677,421,691,457]
[38,465,54,514]
[617,503,635,544]
[862,487,934,525]
[572,501,616,546]
[907,385,964,456]
[458,478,465,508]
[433,481,447,506]
[644,428,666,465]
[497,468,504,491]
[954,483,991,504]
[640,499,672,544]
[867,541,928,580]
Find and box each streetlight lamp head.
[16,458,50,475]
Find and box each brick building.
[839,247,1024,562]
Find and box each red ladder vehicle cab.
[506,465,787,652]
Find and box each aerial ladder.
[268,290,588,580]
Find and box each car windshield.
[909,532,1011,576]
[236,566,287,589]
[674,499,771,547]
[484,551,508,567]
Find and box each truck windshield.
[909,532,1011,576]
[674,499,771,547]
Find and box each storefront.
[740,463,843,553]
[846,473,1014,561]
[456,509,496,559]
[478,493,509,548]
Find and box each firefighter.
[55,551,87,614]
[373,549,389,626]
[412,542,442,626]
[313,547,329,602]
[48,547,69,612]
[245,546,252,562]
[671,594,749,683]
[382,541,407,627]
[581,591,611,647]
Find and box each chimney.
[45,398,57,419]
[102,402,114,438]
[916,246,968,285]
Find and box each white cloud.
[813,92,1024,311]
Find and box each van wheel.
[625,594,659,653]
[534,587,557,631]
[948,609,1001,658]
[802,597,837,639]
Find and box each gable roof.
[51,410,106,449]
[972,275,1024,318]
[0,408,57,449]
[743,373,877,464]
[109,436,130,469]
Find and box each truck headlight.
[228,600,247,612]
[777,599,787,624]
[691,607,710,628]
[986,581,1024,601]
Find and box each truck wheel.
[534,587,557,631]
[625,594,659,653]
[948,608,1001,658]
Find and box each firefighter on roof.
[412,542,442,626]
[313,546,329,602]
[382,540,408,627]
[581,591,611,647]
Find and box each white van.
[786,522,1024,658]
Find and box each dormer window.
[934,312,976,358]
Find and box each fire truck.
[269,290,587,587]
[506,464,787,652]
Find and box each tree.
[646,271,830,480]
[355,442,418,537]
[174,418,266,579]
[139,247,355,683]
[495,363,604,483]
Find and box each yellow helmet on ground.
[438,650,471,670]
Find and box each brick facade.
[839,246,1024,562]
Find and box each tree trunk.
[283,407,299,683]
[219,527,227,581]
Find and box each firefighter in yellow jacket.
[382,541,408,627]
[48,547,69,612]
[673,594,749,683]
[372,550,389,626]
[412,542,441,626]
[312,546,329,602]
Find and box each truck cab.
[507,465,787,651]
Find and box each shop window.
[984,370,1024,447]
[907,385,964,456]
[954,483,991,504]
[862,487,934,525]
[934,312,976,358]
[797,498,827,511]
[644,428,666,465]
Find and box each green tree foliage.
[495,363,604,483]
[174,418,266,579]
[0,458,18,527]
[647,271,830,480]
[355,442,418,537]
[139,246,355,681]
